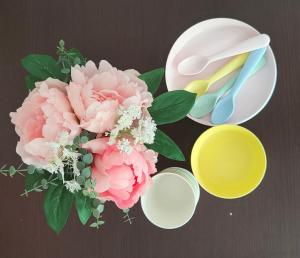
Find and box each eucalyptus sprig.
[21,174,59,197]
[0,163,26,177]
[122,208,135,224]
[90,201,105,229]
[56,39,86,82]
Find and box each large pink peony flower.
[83,138,157,209]
[66,60,153,134]
[10,78,80,167]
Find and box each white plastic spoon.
[178,34,270,76]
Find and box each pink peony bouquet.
[1,40,196,233]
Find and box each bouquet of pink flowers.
[0,40,196,233]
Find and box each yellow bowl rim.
[190,124,267,199]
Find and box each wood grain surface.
[0,0,299,257]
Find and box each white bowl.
[165,18,277,126]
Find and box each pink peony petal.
[82,138,108,154]
[71,67,86,85]
[66,83,85,119]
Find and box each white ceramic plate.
[165,18,277,126]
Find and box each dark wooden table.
[0,0,299,257]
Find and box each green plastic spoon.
[189,57,266,119]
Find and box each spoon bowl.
[211,94,235,124]
[179,56,209,76]
[184,53,249,96]
[189,92,219,118]
[211,47,267,124]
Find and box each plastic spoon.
[211,47,267,125]
[185,53,248,96]
[178,34,270,76]
[189,57,266,119]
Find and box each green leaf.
[25,75,39,91]
[9,166,16,177]
[92,198,102,208]
[148,90,196,125]
[68,48,85,60]
[83,153,93,165]
[90,222,99,228]
[80,135,89,144]
[146,129,185,161]
[21,54,64,81]
[76,175,85,185]
[77,161,86,170]
[25,172,47,191]
[96,204,104,213]
[27,165,36,174]
[81,167,91,178]
[73,57,81,65]
[44,184,74,234]
[61,67,70,74]
[139,68,164,95]
[75,192,92,225]
[92,209,101,218]
[59,39,65,48]
[73,136,81,145]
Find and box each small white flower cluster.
[117,138,132,154]
[108,105,157,154]
[65,179,81,193]
[131,116,157,145]
[44,132,81,193]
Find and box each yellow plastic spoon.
[184,53,249,96]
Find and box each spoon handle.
[230,47,267,98]
[210,34,270,64]
[208,53,248,84]
[216,56,266,97]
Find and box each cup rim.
[160,167,200,205]
[141,170,198,229]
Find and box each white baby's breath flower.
[117,138,132,154]
[65,180,81,193]
[43,132,81,181]
[131,116,157,145]
[109,105,142,145]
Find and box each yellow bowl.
[191,125,267,199]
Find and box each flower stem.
[20,177,59,197]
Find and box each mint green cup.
[141,167,200,229]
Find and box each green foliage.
[90,220,105,229]
[21,39,86,91]
[25,75,39,91]
[139,68,164,95]
[122,209,135,224]
[146,129,185,161]
[25,172,45,191]
[57,39,86,82]
[27,165,36,174]
[83,153,93,165]
[75,192,93,225]
[44,184,74,234]
[81,167,91,178]
[0,164,26,177]
[89,200,105,229]
[23,171,58,197]
[77,161,86,171]
[149,90,196,125]
[80,135,89,144]
[21,54,64,81]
